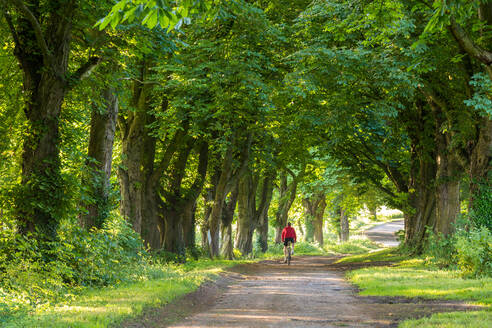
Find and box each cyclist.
[281,222,297,263]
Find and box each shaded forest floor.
[120,255,482,328]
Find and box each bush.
[424,229,458,268]
[470,183,492,231]
[0,215,151,320]
[455,226,492,278]
[425,220,492,278]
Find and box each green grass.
[258,237,382,259]
[399,310,492,328]
[2,259,248,328]
[342,248,492,327]
[324,236,382,255]
[259,241,328,258]
[336,247,410,263]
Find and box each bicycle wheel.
[287,247,291,265]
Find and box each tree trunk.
[208,136,251,258]
[8,1,100,236]
[435,133,461,236]
[80,87,118,229]
[118,61,161,248]
[209,146,234,257]
[339,208,349,242]
[235,171,273,255]
[469,117,492,209]
[257,175,274,253]
[402,99,438,250]
[141,180,164,249]
[220,223,233,259]
[448,3,492,211]
[303,198,316,242]
[274,171,299,243]
[368,206,378,221]
[313,198,326,246]
[235,171,257,255]
[161,140,209,255]
[183,202,197,249]
[162,208,185,256]
[257,215,269,253]
[220,185,239,259]
[303,192,326,245]
[18,73,66,236]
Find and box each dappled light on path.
[169,257,390,328]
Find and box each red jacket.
[281,226,297,242]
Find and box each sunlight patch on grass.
[344,250,492,327]
[347,265,492,306]
[399,310,492,328]
[336,247,407,263]
[324,236,381,255]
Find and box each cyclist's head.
[287,222,291,227]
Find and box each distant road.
[365,220,404,247]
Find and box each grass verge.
[341,248,492,327]
[2,259,248,328]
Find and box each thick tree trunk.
[80,88,118,229]
[303,192,326,245]
[256,175,274,253]
[208,136,250,258]
[220,223,233,259]
[8,1,101,236]
[183,202,197,249]
[201,170,220,250]
[257,215,269,253]
[141,181,163,249]
[435,133,461,236]
[469,117,492,209]
[274,171,299,243]
[339,208,349,242]
[449,3,492,210]
[18,74,66,236]
[162,208,185,255]
[209,146,234,257]
[161,141,208,255]
[235,172,273,255]
[303,199,315,242]
[118,61,171,249]
[220,185,238,259]
[405,196,435,249]
[402,99,438,250]
[235,172,257,255]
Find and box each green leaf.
[158,11,170,28]
[122,6,138,23]
[142,10,158,29]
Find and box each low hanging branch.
[6,0,53,67]
[68,56,103,88]
[449,17,492,67]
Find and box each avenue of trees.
[0,0,490,266]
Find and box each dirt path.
[122,256,479,328]
[168,257,388,328]
[122,221,478,328]
[364,219,404,247]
